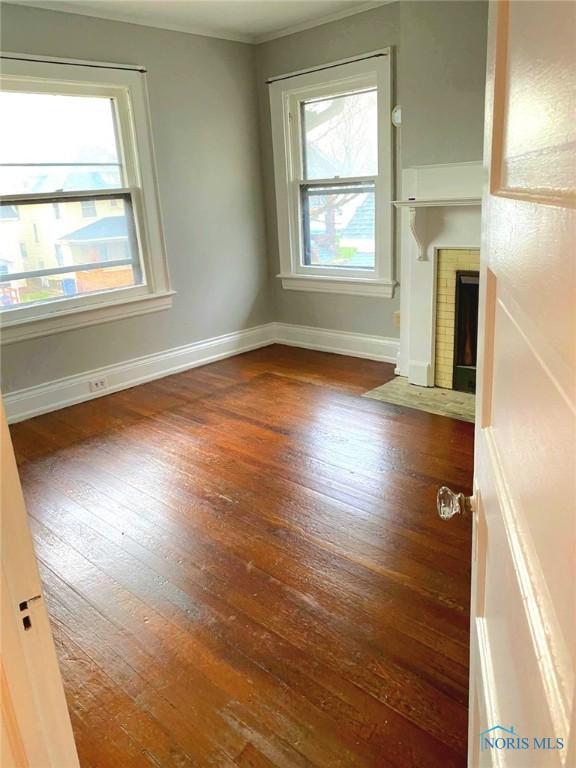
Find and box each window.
[0,204,19,221]
[0,56,172,344]
[269,53,394,297]
[81,199,97,218]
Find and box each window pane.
[0,265,139,307]
[0,164,122,195]
[0,196,142,307]
[0,92,122,194]
[302,183,375,269]
[302,90,377,180]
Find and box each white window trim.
[269,51,396,298]
[0,56,173,345]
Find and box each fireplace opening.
[453,271,479,393]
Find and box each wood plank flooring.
[10,345,474,768]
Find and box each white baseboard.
[4,322,399,423]
[275,323,399,363]
[4,324,276,424]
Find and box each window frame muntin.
[0,57,172,342]
[269,53,395,296]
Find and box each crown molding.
[4,0,397,46]
[2,1,254,43]
[253,1,397,44]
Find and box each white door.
[1,400,79,768]
[466,0,575,765]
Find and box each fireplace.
[434,248,480,391]
[396,163,484,387]
[453,271,479,393]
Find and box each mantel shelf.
[395,197,482,260]
[392,197,481,208]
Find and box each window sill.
[278,274,396,298]
[0,290,175,345]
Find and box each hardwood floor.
[10,345,474,768]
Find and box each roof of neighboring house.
[60,215,128,242]
[31,169,121,193]
[341,195,374,239]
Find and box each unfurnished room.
[0,1,574,767]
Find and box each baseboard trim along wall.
[3,322,399,423]
[274,323,399,363]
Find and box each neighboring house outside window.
[0,208,23,306]
[269,53,394,297]
[58,214,141,294]
[81,199,97,218]
[0,56,173,343]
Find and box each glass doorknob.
[437,486,473,520]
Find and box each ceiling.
[6,0,392,44]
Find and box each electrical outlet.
[394,310,401,329]
[89,377,108,393]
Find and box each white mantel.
[393,197,481,261]
[396,162,484,386]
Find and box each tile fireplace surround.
[396,162,484,387]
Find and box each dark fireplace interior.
[453,271,480,393]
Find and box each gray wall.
[0,2,270,393]
[400,0,489,166]
[255,0,487,337]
